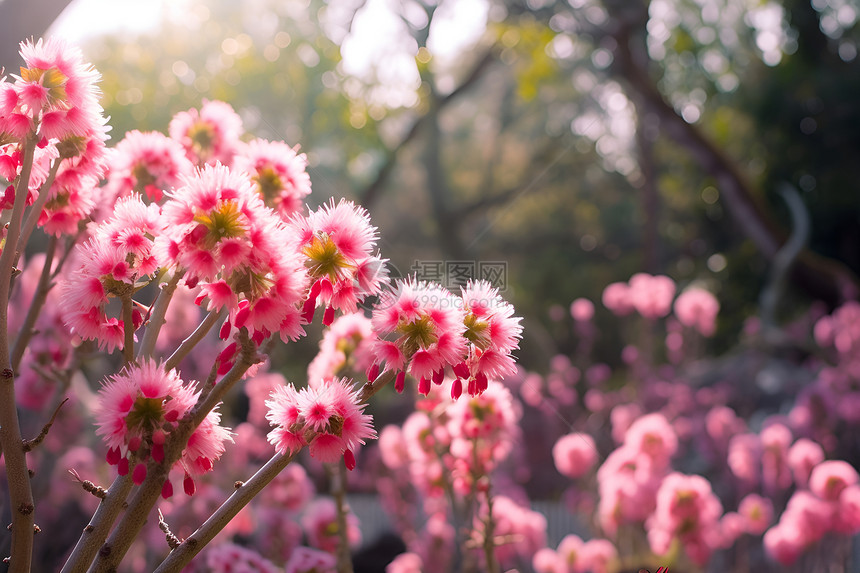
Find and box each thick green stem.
[0,136,37,573]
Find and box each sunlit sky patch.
[51,0,489,86]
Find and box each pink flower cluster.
[597,413,678,535]
[447,381,521,481]
[673,287,720,336]
[647,472,723,565]
[306,312,377,386]
[371,279,521,398]
[265,377,375,468]
[60,194,161,351]
[602,273,676,319]
[532,534,618,573]
[95,361,232,496]
[1,38,107,146]
[159,163,307,344]
[1,39,109,236]
[764,460,860,564]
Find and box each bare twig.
[22,397,68,452]
[138,270,186,360]
[164,308,224,371]
[157,510,181,550]
[68,470,107,500]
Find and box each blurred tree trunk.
[601,0,860,306]
[0,0,74,71]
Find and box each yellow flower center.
[303,233,351,282]
[193,201,248,247]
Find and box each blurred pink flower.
[169,99,243,166]
[234,138,312,219]
[628,273,675,319]
[570,297,595,322]
[673,287,719,336]
[553,433,598,479]
[601,282,634,316]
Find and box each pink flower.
[738,493,773,535]
[102,130,192,204]
[158,163,308,343]
[628,273,675,319]
[455,280,523,395]
[761,423,793,494]
[578,539,618,573]
[371,278,466,392]
[808,460,859,501]
[570,297,595,322]
[727,433,761,486]
[601,282,634,316]
[204,543,280,573]
[307,312,377,386]
[780,490,832,545]
[447,381,520,474]
[169,99,243,166]
[673,287,719,336]
[647,472,723,565]
[13,38,107,143]
[60,195,162,352]
[623,413,678,470]
[38,169,100,236]
[477,496,546,568]
[787,438,825,488]
[233,138,312,219]
[763,524,804,565]
[386,552,423,573]
[301,498,361,553]
[284,546,336,573]
[596,445,662,534]
[553,433,598,479]
[378,425,408,470]
[265,378,375,468]
[294,199,387,323]
[532,548,563,573]
[610,403,641,444]
[94,361,232,492]
[556,533,584,570]
[719,512,746,548]
[834,485,860,534]
[260,463,315,514]
[704,406,745,450]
